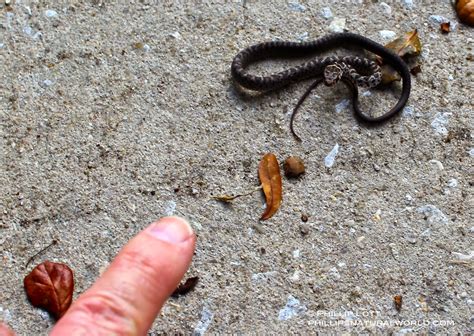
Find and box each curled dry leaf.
[379,30,422,84]
[456,0,474,26]
[394,294,403,312]
[384,30,422,58]
[258,153,282,220]
[440,22,451,33]
[24,260,74,319]
[172,276,199,297]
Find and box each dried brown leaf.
[456,0,474,26]
[394,295,403,312]
[440,22,451,33]
[172,276,199,297]
[258,153,282,220]
[24,261,74,319]
[384,30,422,58]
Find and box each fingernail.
[147,216,194,244]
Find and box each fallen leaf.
[394,295,403,312]
[456,0,474,26]
[384,30,422,58]
[172,276,199,297]
[440,22,451,33]
[24,261,74,319]
[258,153,282,220]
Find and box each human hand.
[0,216,196,335]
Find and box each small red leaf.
[24,261,74,319]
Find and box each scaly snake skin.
[231,32,411,140]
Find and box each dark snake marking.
[231,32,411,141]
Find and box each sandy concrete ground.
[1,0,472,334]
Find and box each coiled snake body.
[231,32,411,140]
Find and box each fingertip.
[50,216,196,336]
[145,216,194,244]
[0,323,15,336]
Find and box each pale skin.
[0,216,196,336]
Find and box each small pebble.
[299,224,309,235]
[379,30,396,40]
[278,295,307,321]
[289,270,300,282]
[283,156,305,178]
[417,204,448,225]
[288,1,306,12]
[431,112,451,136]
[297,32,309,41]
[328,18,346,33]
[447,178,458,188]
[44,9,58,18]
[402,0,414,9]
[328,267,341,280]
[324,144,339,168]
[402,106,415,118]
[300,214,308,222]
[452,251,473,261]
[429,15,449,24]
[164,200,176,216]
[335,98,351,113]
[252,271,277,282]
[429,159,444,171]
[40,79,54,88]
[320,7,333,19]
[169,31,181,39]
[380,2,392,16]
[405,236,417,244]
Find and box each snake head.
[323,64,343,86]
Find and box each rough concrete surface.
[1,0,473,334]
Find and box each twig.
[26,239,58,268]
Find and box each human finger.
[50,216,196,336]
